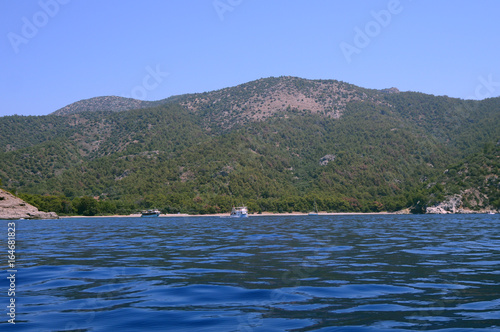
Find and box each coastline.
[53,209,497,219]
[61,211,399,218]
[0,188,58,220]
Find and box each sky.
[1,0,499,117]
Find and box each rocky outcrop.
[0,189,58,220]
[381,87,400,94]
[426,194,498,214]
[426,195,462,214]
[319,154,336,166]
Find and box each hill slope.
[425,142,500,213]
[161,76,394,129]
[52,77,394,129]
[1,77,499,215]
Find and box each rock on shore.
[426,194,498,214]
[0,189,58,220]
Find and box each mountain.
[161,76,395,129]
[1,76,499,215]
[52,77,395,129]
[52,96,159,116]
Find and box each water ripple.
[3,214,500,331]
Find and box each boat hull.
[141,213,160,217]
[141,209,161,217]
[229,206,248,218]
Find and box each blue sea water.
[1,214,500,331]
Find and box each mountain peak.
[381,87,400,94]
[52,96,157,116]
[168,76,385,128]
[50,77,391,120]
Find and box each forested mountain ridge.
[51,76,396,129]
[1,77,499,215]
[161,76,396,130]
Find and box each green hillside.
[425,142,500,210]
[1,77,499,215]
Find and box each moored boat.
[230,206,248,218]
[141,209,161,217]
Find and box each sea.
[1,214,499,331]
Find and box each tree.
[76,196,99,216]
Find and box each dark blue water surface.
[1,214,500,331]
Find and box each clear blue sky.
[1,0,499,116]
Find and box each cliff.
[0,189,58,220]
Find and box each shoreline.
[49,209,498,219]
[62,211,403,218]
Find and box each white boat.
[141,209,161,217]
[230,206,248,218]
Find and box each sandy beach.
[61,211,401,218]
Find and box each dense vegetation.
[424,142,500,210]
[1,77,499,215]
